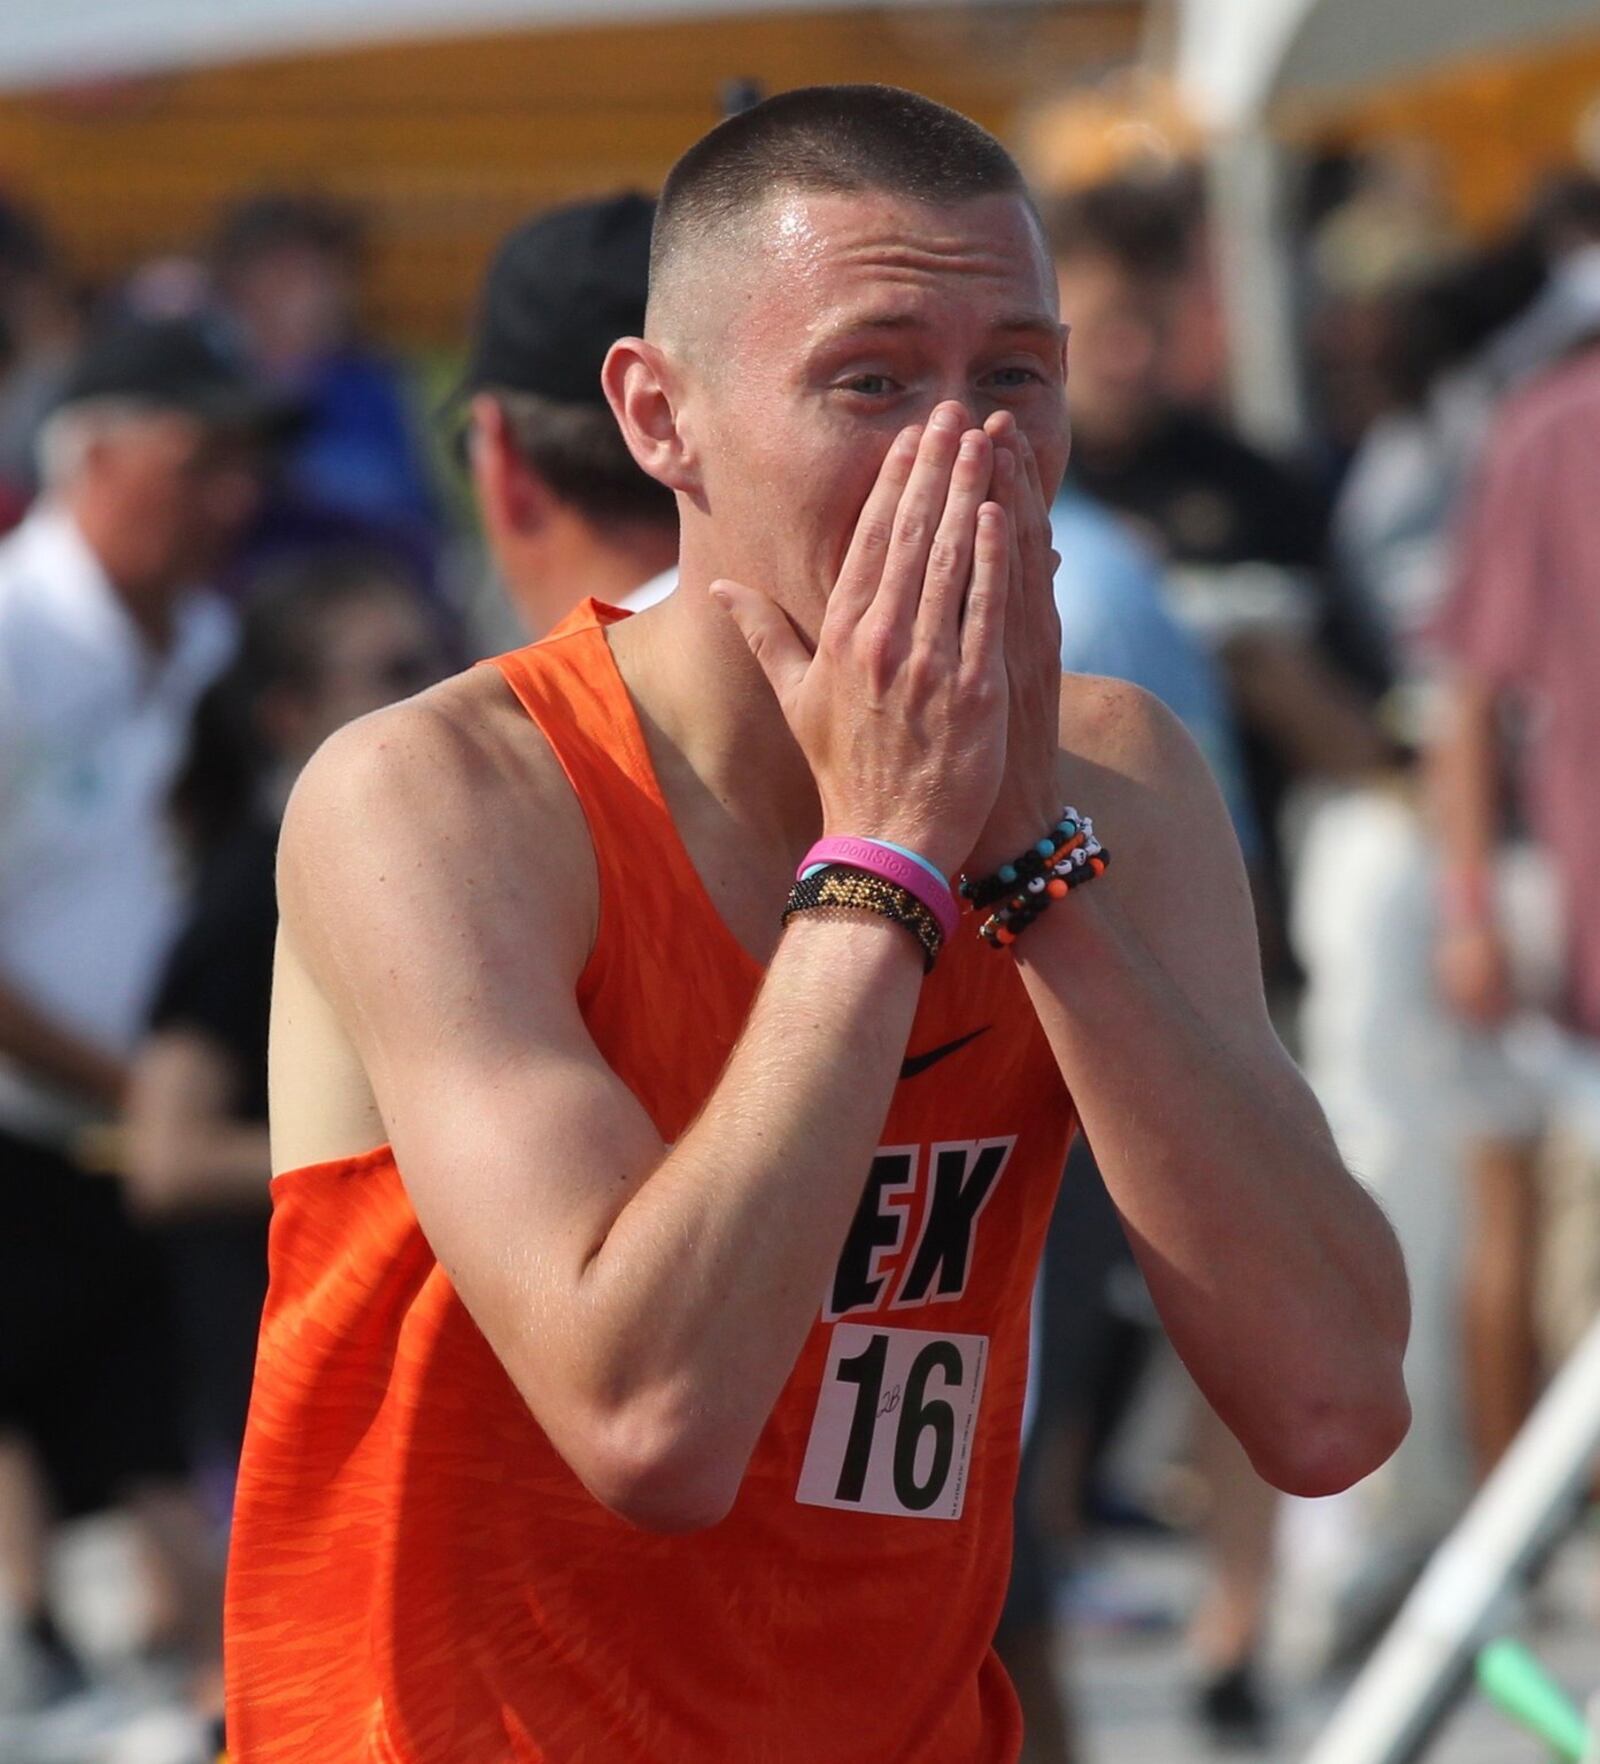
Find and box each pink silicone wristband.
[799,837,960,942]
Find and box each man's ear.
[602,338,699,497]
[468,394,554,537]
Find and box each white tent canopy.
[1177,0,1600,133]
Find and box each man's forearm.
[552,911,924,1516]
[0,973,126,1109]
[1013,892,1409,1494]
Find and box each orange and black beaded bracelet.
[961,808,1110,949]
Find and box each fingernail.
[930,405,962,434]
[958,435,982,460]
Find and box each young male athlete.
[225,87,1410,1762]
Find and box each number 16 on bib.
[796,1324,989,1521]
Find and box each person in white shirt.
[0,313,284,1708]
[458,195,677,634]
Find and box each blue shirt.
[1052,488,1259,860]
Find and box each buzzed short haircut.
[651,84,1034,299]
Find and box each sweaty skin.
[272,186,1409,1518]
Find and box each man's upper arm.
[277,695,667,1395]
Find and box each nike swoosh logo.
[899,1026,991,1081]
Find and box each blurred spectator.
[1427,178,1600,1489]
[212,193,441,570]
[1311,145,1464,311]
[1326,183,1600,1488]
[1432,333,1600,1418]
[0,313,282,1709]
[1329,240,1545,697]
[123,549,443,1525]
[0,197,79,515]
[457,192,677,636]
[1046,178,1389,978]
[1332,179,1600,683]
[1280,196,1593,1666]
[1481,173,1600,388]
[1303,145,1466,464]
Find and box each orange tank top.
[225,602,1077,1764]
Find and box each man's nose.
[932,387,1011,431]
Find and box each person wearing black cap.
[459,193,678,635]
[0,313,284,1719]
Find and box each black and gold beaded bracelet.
[782,864,943,972]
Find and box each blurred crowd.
[1,122,1599,1764]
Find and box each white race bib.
[796,1323,988,1521]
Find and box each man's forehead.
[761,187,1057,314]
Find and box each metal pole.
[1301,1312,1600,1764]
[1203,124,1309,454]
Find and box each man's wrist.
[968,794,1067,877]
[780,902,929,974]
[1010,876,1122,962]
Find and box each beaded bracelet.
[798,835,960,942]
[961,806,1110,949]
[782,865,943,972]
[978,841,1109,947]
[960,809,1095,911]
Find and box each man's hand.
[968,413,1064,875]
[714,401,1010,878]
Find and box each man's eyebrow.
[990,312,1063,339]
[814,310,1062,345]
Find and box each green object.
[1476,1639,1591,1760]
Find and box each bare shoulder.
[278,663,598,1005]
[269,666,604,1172]
[1056,673,1223,857]
[1056,671,1266,1020]
[282,665,565,864]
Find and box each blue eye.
[842,375,896,396]
[988,367,1042,390]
